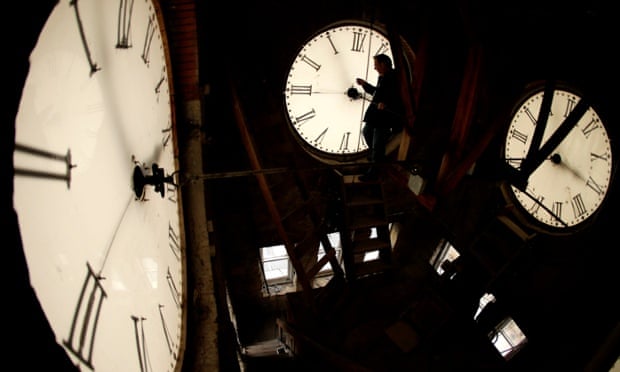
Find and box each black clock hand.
[519,98,589,179]
[309,88,372,103]
[521,187,569,228]
[308,89,352,95]
[98,195,134,276]
[526,81,555,161]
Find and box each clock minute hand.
[526,81,555,161]
[520,98,589,178]
[522,187,569,228]
[310,90,352,94]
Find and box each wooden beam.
[229,82,315,305]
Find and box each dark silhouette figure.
[356,54,404,181]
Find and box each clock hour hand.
[519,98,589,180]
[303,88,353,95]
[309,88,371,102]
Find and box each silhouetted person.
[356,54,404,181]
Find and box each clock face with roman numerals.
[284,21,393,161]
[13,0,186,370]
[503,82,613,233]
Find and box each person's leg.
[361,126,384,181]
[363,124,374,161]
[373,127,389,163]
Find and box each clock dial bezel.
[500,81,614,235]
[283,20,398,163]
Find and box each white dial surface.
[284,23,393,157]
[13,1,185,370]
[504,88,613,229]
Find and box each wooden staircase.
[335,167,393,281]
[272,166,395,370]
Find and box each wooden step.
[336,167,393,283]
[346,192,384,207]
[348,215,389,230]
[352,238,391,253]
[353,259,392,278]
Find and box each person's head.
[373,54,393,75]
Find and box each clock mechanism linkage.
[133,163,178,199]
[347,86,363,100]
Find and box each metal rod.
[187,160,418,181]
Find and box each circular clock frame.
[283,19,413,163]
[12,0,186,370]
[500,81,614,235]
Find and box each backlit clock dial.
[284,21,393,160]
[503,83,613,231]
[13,0,186,370]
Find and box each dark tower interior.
[7,1,620,371]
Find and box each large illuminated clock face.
[13,0,186,370]
[502,82,614,233]
[284,21,394,161]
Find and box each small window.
[430,238,460,275]
[364,251,379,261]
[351,227,383,263]
[488,317,527,360]
[260,245,291,284]
[261,232,345,293]
[318,232,343,273]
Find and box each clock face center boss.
[133,162,178,199]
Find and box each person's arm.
[356,78,376,94]
[373,72,401,112]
